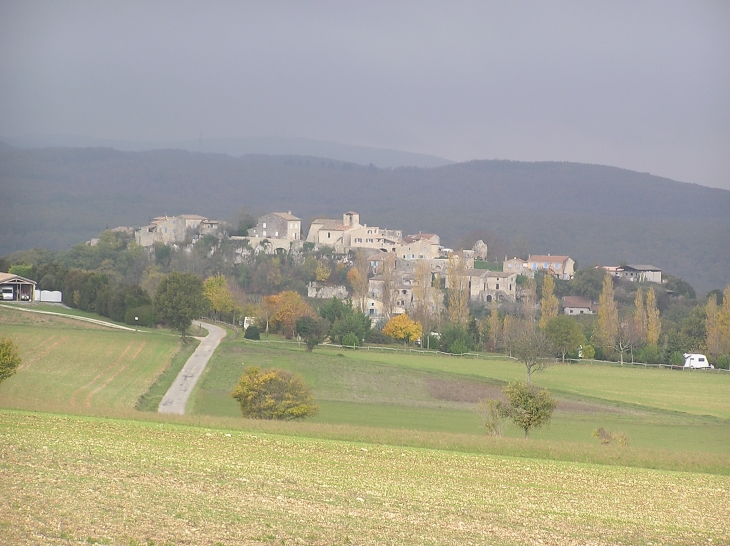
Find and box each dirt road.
[158,321,226,415]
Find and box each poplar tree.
[646,287,661,346]
[539,274,559,329]
[488,304,502,350]
[706,283,730,359]
[633,287,647,343]
[597,273,619,356]
[412,260,436,346]
[447,252,470,325]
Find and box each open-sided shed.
[0,272,37,302]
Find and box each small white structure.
[683,353,713,369]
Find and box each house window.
[263,223,266,228]
[328,232,331,239]
[532,263,537,270]
[496,284,500,290]
[543,263,548,269]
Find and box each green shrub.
[716,354,729,370]
[580,344,595,359]
[449,339,469,355]
[124,305,155,327]
[638,344,663,364]
[244,325,261,340]
[341,332,359,347]
[669,351,684,366]
[365,329,393,345]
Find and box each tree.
[230,366,318,420]
[0,337,22,384]
[382,313,422,348]
[572,267,606,301]
[319,297,370,344]
[295,315,330,351]
[348,249,370,312]
[315,261,331,282]
[633,287,647,343]
[596,273,619,357]
[502,314,518,357]
[203,274,235,320]
[476,398,506,436]
[412,260,438,347]
[645,287,661,346]
[539,274,559,329]
[544,316,585,361]
[581,344,595,360]
[706,283,730,360]
[488,303,502,351]
[268,291,313,339]
[439,322,473,354]
[154,272,210,340]
[379,254,397,320]
[512,319,554,384]
[447,252,470,325]
[499,380,557,439]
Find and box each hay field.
[1,411,728,546]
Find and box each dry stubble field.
[1,411,729,546]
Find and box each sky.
[1,1,729,189]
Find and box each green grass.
[1,410,728,546]
[190,340,730,456]
[0,307,181,416]
[338,346,730,419]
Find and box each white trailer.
[683,353,713,369]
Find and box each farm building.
[0,273,37,302]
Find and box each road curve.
[158,321,227,415]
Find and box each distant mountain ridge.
[0,143,728,293]
[1,135,454,169]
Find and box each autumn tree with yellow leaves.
[596,273,619,356]
[382,313,423,349]
[706,283,730,361]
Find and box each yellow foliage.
[382,313,422,346]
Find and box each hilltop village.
[125,210,661,321]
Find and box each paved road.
[158,321,227,415]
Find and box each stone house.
[466,270,518,302]
[135,215,187,247]
[349,225,402,252]
[306,212,361,249]
[248,212,301,241]
[395,233,441,260]
[526,255,575,280]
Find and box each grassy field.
[0,306,182,416]
[190,339,730,456]
[1,310,730,544]
[1,411,728,546]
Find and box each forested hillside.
[1,142,728,292]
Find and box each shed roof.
[0,273,37,285]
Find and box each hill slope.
[1,144,728,292]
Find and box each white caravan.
[683,353,713,369]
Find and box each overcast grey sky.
[1,1,728,189]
